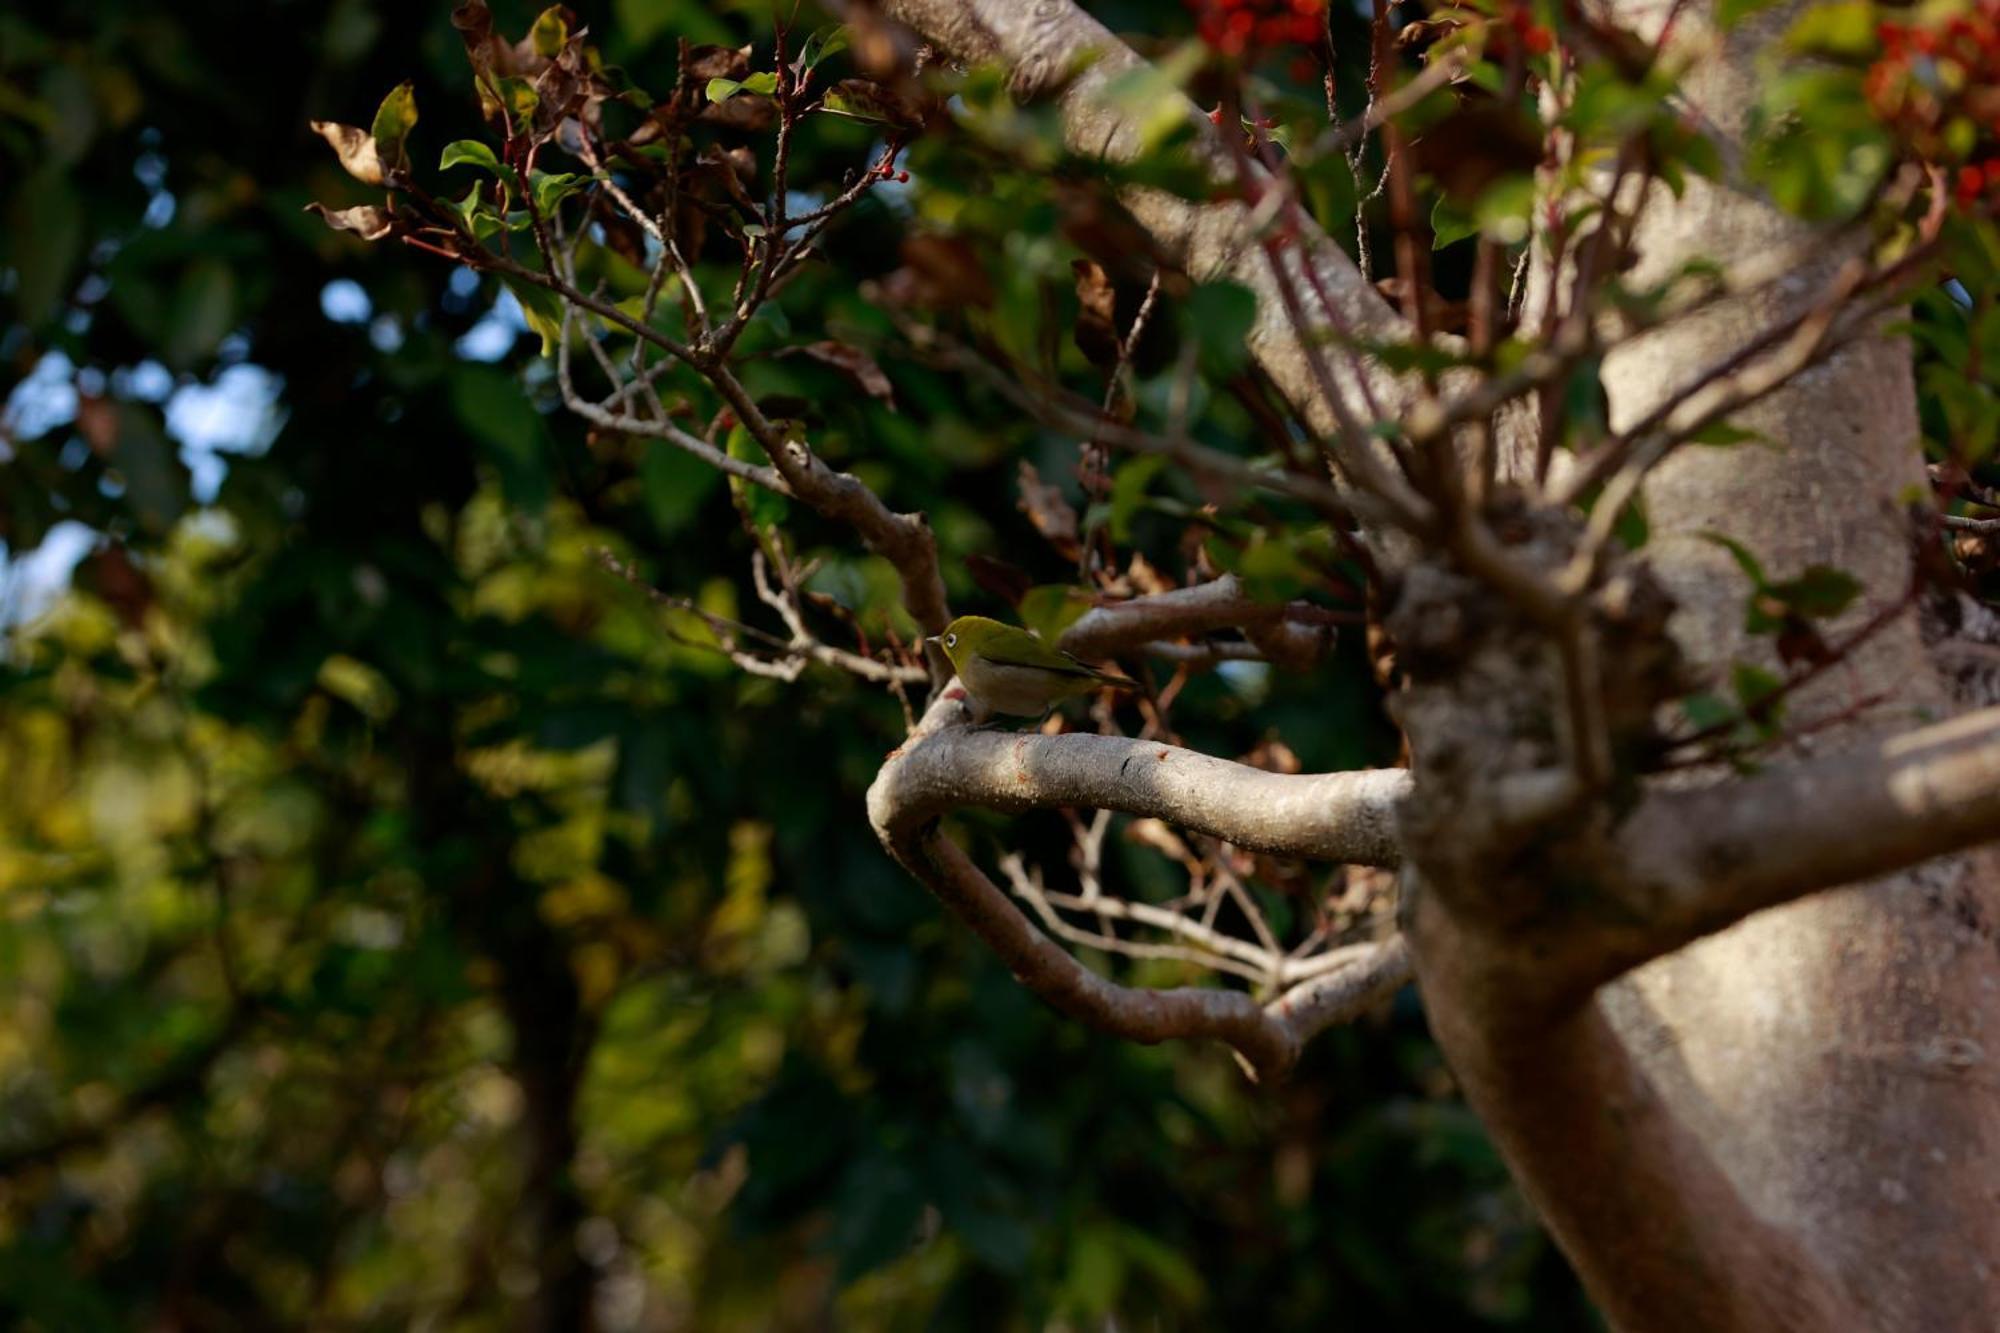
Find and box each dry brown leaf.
[1241,737,1303,775]
[887,234,995,310]
[793,341,897,408]
[964,553,1036,607]
[1017,460,1081,557]
[309,120,386,186]
[1126,551,1172,597]
[1125,817,1197,869]
[685,43,751,83]
[1071,259,1121,370]
[304,202,402,242]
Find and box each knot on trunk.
[1384,494,1687,922]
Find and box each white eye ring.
[945,633,957,648]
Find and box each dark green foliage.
[0,3,1598,1328]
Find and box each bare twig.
[601,551,926,685]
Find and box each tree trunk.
[1427,6,2000,1326]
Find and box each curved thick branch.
[1601,705,2000,978]
[865,696,1412,1078]
[918,832,1301,1079]
[870,695,1409,865]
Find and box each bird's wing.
[974,637,1103,677]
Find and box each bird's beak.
[923,635,941,647]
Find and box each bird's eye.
[945,633,957,648]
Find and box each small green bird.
[929,615,1139,722]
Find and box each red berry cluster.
[1867,1,2000,205]
[1188,0,1328,60]
[1957,158,2000,207]
[1496,0,1554,57]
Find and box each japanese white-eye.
[929,615,1138,722]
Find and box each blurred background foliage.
[0,1,1601,1327]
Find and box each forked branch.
[866,693,1412,1077]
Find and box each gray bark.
[1590,5,2000,1322]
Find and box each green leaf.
[451,365,550,512]
[1065,1227,1124,1316]
[494,76,541,134]
[706,72,778,103]
[1680,690,1736,731]
[1746,68,1892,220]
[1115,1224,1206,1308]
[530,170,587,215]
[726,424,790,530]
[1096,41,1204,155]
[1017,585,1091,644]
[641,443,723,536]
[1561,357,1608,448]
[369,81,418,173]
[109,403,191,535]
[502,275,567,356]
[1785,0,1875,57]
[1431,195,1477,250]
[1611,490,1649,552]
[1473,174,1537,244]
[797,26,848,72]
[1699,531,1769,588]
[9,165,81,327]
[615,0,733,47]
[1181,280,1258,380]
[447,183,485,231]
[1730,661,1786,735]
[1223,527,1322,602]
[167,258,236,369]
[528,6,569,57]
[440,139,506,176]
[1717,0,1781,27]
[1107,455,1167,543]
[1766,564,1862,619]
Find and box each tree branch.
[915,831,1305,1079]
[1058,573,1334,664]
[1604,704,2000,976]
[864,693,1412,1078]
[473,245,954,639]
[1267,932,1412,1043]
[869,695,1409,866]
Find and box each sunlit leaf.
[304,201,401,241]
[369,80,418,174]
[501,275,568,355]
[706,72,778,103]
[528,5,569,57]
[310,119,386,186]
[440,138,506,176]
